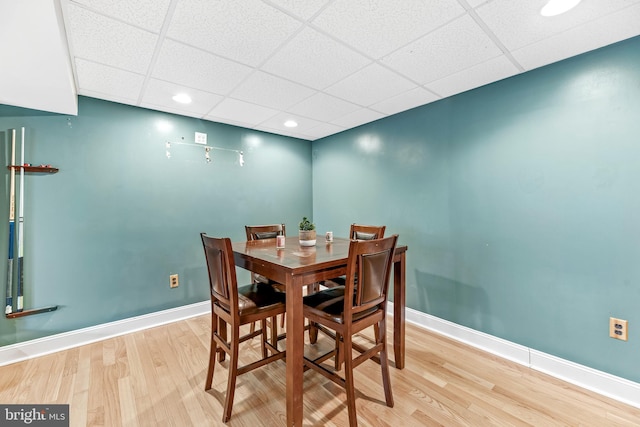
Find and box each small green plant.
[298,216,315,231]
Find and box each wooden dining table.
[231,236,407,427]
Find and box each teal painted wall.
[312,36,640,383]
[1,36,638,387]
[0,97,312,345]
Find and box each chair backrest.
[201,233,238,315]
[349,224,386,241]
[344,235,398,319]
[245,224,286,241]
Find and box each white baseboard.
[0,301,210,367]
[390,302,640,410]
[2,301,638,410]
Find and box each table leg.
[393,251,406,369]
[286,277,304,426]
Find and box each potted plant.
[298,216,316,246]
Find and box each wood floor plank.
[1,315,639,426]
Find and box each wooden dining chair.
[322,223,386,289]
[200,233,286,422]
[302,235,398,427]
[245,224,287,341]
[244,223,286,287]
[245,223,318,340]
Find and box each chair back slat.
[359,249,392,305]
[245,224,286,241]
[201,233,238,312]
[245,224,286,285]
[350,224,386,241]
[345,235,397,319]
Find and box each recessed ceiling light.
[540,0,581,16]
[284,120,298,128]
[172,93,192,104]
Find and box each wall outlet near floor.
[170,274,179,288]
[609,317,628,341]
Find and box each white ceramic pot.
[298,230,316,246]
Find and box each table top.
[231,236,407,276]
[231,236,351,274]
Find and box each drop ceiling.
[2,0,640,141]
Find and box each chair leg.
[378,319,394,407]
[342,332,358,427]
[261,319,268,359]
[205,314,218,391]
[309,321,318,344]
[222,325,240,422]
[306,283,320,343]
[270,316,278,347]
[334,332,343,370]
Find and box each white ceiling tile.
[426,55,520,98]
[140,79,224,117]
[330,108,385,129]
[152,39,253,95]
[512,4,640,71]
[67,0,171,32]
[466,0,490,8]
[476,0,640,51]
[230,72,316,110]
[287,92,361,122]
[381,14,503,84]
[302,122,346,140]
[257,112,324,134]
[312,0,465,58]
[79,89,142,109]
[206,98,279,126]
[65,4,157,74]
[202,116,255,130]
[262,27,372,89]
[11,0,640,140]
[325,63,418,106]
[75,59,144,102]
[267,0,331,20]
[252,124,317,140]
[167,0,301,66]
[369,87,440,115]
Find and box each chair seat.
[254,273,287,292]
[217,283,285,316]
[303,287,345,318]
[322,276,346,288]
[303,287,377,324]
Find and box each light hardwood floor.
[1,315,639,426]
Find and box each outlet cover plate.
[609,317,628,341]
[170,274,179,288]
[195,132,207,145]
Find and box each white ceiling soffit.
[3,0,640,140]
[0,0,77,115]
